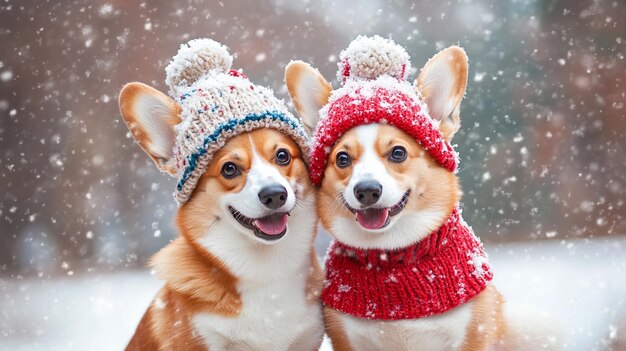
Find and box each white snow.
[0,272,161,351]
[1,70,13,82]
[1,237,624,350]
[255,52,267,62]
[467,247,489,278]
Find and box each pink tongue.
[254,213,288,235]
[356,208,390,230]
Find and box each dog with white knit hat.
[119,38,323,350]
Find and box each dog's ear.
[416,46,468,141]
[285,60,332,134]
[118,82,182,174]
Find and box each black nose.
[258,185,288,209]
[353,181,383,206]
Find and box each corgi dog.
[285,37,560,351]
[119,41,324,349]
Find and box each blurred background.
[0,0,624,350]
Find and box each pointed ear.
[285,60,332,134]
[118,82,182,174]
[416,46,468,141]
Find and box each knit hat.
[309,36,458,185]
[164,39,309,204]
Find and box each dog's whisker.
[325,191,345,217]
[293,198,308,211]
[324,195,339,217]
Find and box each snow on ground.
[1,237,624,351]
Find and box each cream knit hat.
[165,38,308,204]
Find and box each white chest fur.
[194,278,322,351]
[339,301,472,351]
[193,195,323,350]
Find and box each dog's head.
[286,45,468,250]
[118,83,311,245]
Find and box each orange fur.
[416,46,468,141]
[306,249,324,305]
[150,238,242,316]
[323,306,355,351]
[461,285,507,351]
[285,60,333,132]
[118,82,182,174]
[127,287,212,351]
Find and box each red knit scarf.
[321,208,493,320]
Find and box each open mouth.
[228,207,289,241]
[344,190,411,230]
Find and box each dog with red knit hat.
[286,36,561,351]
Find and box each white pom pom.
[337,35,410,83]
[165,38,233,95]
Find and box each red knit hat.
[309,36,458,185]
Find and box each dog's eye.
[275,148,291,166]
[221,162,241,179]
[336,152,352,168]
[389,146,407,162]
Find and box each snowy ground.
[1,237,624,351]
